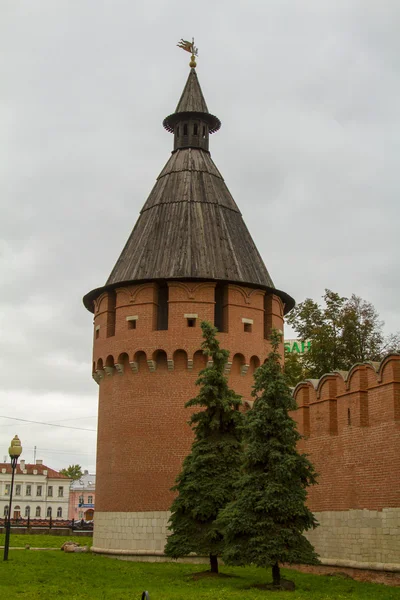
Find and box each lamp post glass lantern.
[3,435,22,561]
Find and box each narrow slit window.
[177,126,180,136]
[157,283,169,330]
[95,328,100,339]
[194,124,198,135]
[244,323,252,333]
[347,408,351,426]
[187,318,196,328]
[128,320,136,330]
[202,126,206,137]
[183,124,188,136]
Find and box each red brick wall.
[92,281,285,513]
[293,356,400,512]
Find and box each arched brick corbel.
[104,366,115,377]
[147,360,156,372]
[96,369,105,380]
[241,364,249,376]
[115,363,124,375]
[224,361,232,374]
[129,361,138,374]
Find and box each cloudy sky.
[1,1,399,472]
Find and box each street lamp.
[3,435,22,561]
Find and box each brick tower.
[84,65,295,557]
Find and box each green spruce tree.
[218,330,319,588]
[164,322,243,573]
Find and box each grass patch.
[0,551,399,600]
[0,533,90,548]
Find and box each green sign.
[284,340,311,354]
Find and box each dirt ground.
[286,563,400,587]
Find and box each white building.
[0,459,71,520]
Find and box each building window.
[88,495,93,504]
[25,506,30,517]
[47,507,52,518]
[348,408,351,426]
[79,511,83,519]
[244,322,252,333]
[202,125,206,138]
[14,505,21,518]
[48,486,53,497]
[4,506,8,517]
[37,485,42,497]
[15,484,21,496]
[5,484,10,495]
[157,282,169,330]
[183,124,188,136]
[95,328,100,339]
[58,486,63,497]
[79,495,84,505]
[36,506,41,517]
[57,507,62,518]
[214,283,227,332]
[187,318,196,327]
[177,126,180,137]
[106,291,116,337]
[26,484,31,496]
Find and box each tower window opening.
[202,126,206,138]
[244,323,252,333]
[183,124,188,136]
[95,327,100,339]
[347,408,351,426]
[177,126,180,136]
[193,124,198,135]
[214,283,227,332]
[187,318,196,328]
[126,316,138,330]
[106,291,116,338]
[157,282,169,330]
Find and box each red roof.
[0,463,70,479]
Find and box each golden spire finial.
[177,37,198,68]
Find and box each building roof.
[70,472,96,491]
[0,463,70,479]
[163,68,221,134]
[83,67,294,314]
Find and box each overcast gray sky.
[1,0,399,472]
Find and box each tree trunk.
[272,562,280,587]
[209,553,219,574]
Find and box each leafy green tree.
[60,464,83,480]
[284,348,308,387]
[164,322,243,573]
[286,289,400,379]
[218,331,318,588]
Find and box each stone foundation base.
[93,508,400,571]
[305,508,400,570]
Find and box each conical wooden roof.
[83,69,294,313]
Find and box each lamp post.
[3,435,22,561]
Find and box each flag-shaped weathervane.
[177,37,198,68]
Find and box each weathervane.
[177,37,198,68]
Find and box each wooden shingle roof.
[84,69,294,313]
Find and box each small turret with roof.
[84,48,294,559]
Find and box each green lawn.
[0,551,399,600]
[0,533,91,548]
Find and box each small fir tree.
[164,322,243,573]
[218,330,319,588]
